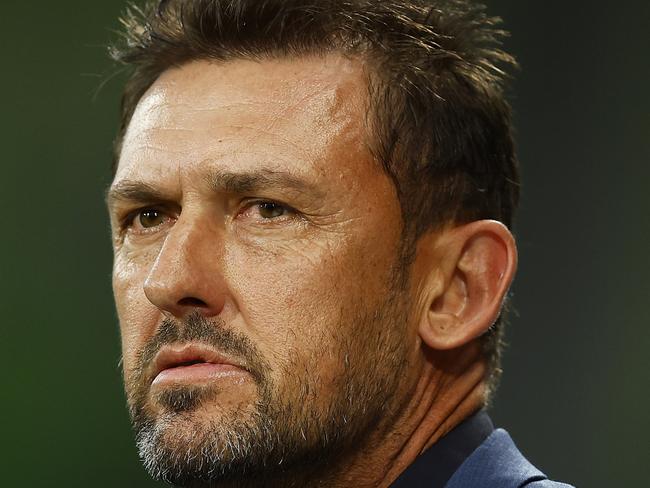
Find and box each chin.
[133,387,281,487]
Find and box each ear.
[418,220,517,351]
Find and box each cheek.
[113,253,159,375]
[223,245,339,351]
[221,231,399,370]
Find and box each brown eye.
[138,209,165,228]
[258,202,287,219]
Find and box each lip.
[150,343,248,386]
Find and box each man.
[106,1,573,487]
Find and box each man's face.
[109,56,421,485]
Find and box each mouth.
[150,344,248,387]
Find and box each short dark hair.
[110,0,520,400]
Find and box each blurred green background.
[1,1,648,486]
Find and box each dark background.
[1,1,648,486]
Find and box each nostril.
[178,297,208,308]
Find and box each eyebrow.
[106,168,324,210]
[105,181,171,209]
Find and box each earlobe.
[418,220,517,351]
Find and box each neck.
[326,341,488,488]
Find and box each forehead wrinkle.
[223,124,313,156]
[126,143,191,156]
[264,81,338,125]
[156,99,269,116]
[202,166,325,200]
[132,79,272,126]
[267,65,366,128]
[132,96,312,141]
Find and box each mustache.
[132,312,270,386]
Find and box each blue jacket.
[390,411,574,488]
[446,429,574,488]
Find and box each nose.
[143,214,227,319]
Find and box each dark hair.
[110,0,520,400]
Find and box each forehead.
[116,55,373,185]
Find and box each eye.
[257,202,289,219]
[237,200,300,225]
[123,207,172,233]
[138,208,166,228]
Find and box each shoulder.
[446,429,575,488]
[523,482,575,488]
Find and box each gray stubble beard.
[127,278,412,488]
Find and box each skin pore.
[108,55,517,487]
